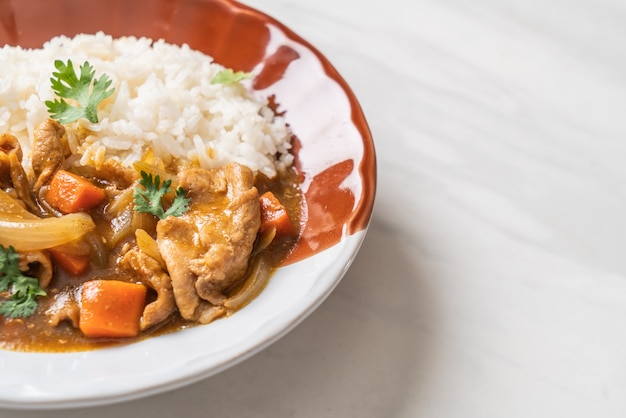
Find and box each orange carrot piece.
[259,191,295,236]
[79,280,147,338]
[49,247,90,276]
[46,170,106,214]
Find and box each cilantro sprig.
[133,171,190,220]
[0,245,46,319]
[211,68,253,85]
[45,59,115,124]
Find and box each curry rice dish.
[0,33,302,351]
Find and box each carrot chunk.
[259,191,295,236]
[49,247,90,276]
[46,170,106,214]
[79,280,146,338]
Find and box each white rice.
[0,32,293,178]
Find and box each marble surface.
[4,0,626,416]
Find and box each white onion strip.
[0,213,96,251]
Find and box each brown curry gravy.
[0,168,302,352]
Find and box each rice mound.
[0,32,293,178]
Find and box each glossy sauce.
[0,168,303,352]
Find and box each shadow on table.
[4,214,439,418]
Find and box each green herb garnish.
[211,68,253,85]
[133,171,190,220]
[0,245,46,318]
[45,59,115,124]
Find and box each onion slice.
[135,228,165,268]
[0,189,96,251]
[224,255,272,311]
[0,213,96,251]
[0,189,38,219]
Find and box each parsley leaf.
[45,59,115,124]
[211,68,253,85]
[0,245,46,319]
[133,171,190,220]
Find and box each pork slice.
[46,286,80,328]
[156,163,260,323]
[0,133,40,214]
[0,134,22,188]
[31,119,65,191]
[19,250,53,289]
[120,248,176,330]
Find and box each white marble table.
[4,0,626,416]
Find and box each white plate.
[0,0,376,409]
[0,233,367,409]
